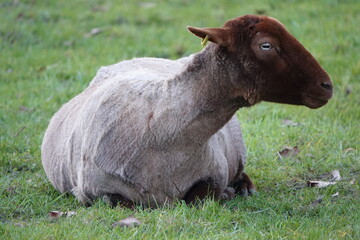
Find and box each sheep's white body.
[42,47,246,206]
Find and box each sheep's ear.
[187,26,231,47]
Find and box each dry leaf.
[345,87,352,96]
[49,211,64,219]
[63,40,74,47]
[66,211,77,218]
[14,222,25,227]
[14,125,26,137]
[307,180,337,188]
[112,215,141,227]
[331,170,341,181]
[84,28,103,38]
[37,65,47,72]
[278,146,300,158]
[350,178,355,185]
[344,148,355,154]
[19,106,32,112]
[92,5,109,12]
[331,192,339,197]
[49,211,76,219]
[16,12,25,20]
[140,2,156,8]
[310,195,323,206]
[282,119,302,126]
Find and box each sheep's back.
[90,56,190,86]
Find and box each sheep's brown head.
[188,15,333,109]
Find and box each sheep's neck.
[166,44,249,144]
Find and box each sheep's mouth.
[303,94,329,109]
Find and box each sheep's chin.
[302,94,328,109]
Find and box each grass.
[1,0,359,239]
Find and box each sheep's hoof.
[233,172,256,196]
[219,187,236,201]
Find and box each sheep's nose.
[321,81,333,91]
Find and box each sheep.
[41,15,333,207]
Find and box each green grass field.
[1,0,359,239]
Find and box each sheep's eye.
[260,42,273,51]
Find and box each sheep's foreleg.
[183,180,216,204]
[218,187,236,200]
[183,179,237,204]
[103,193,135,208]
[232,172,256,196]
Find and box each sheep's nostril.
[321,82,333,91]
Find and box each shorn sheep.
[42,15,333,207]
